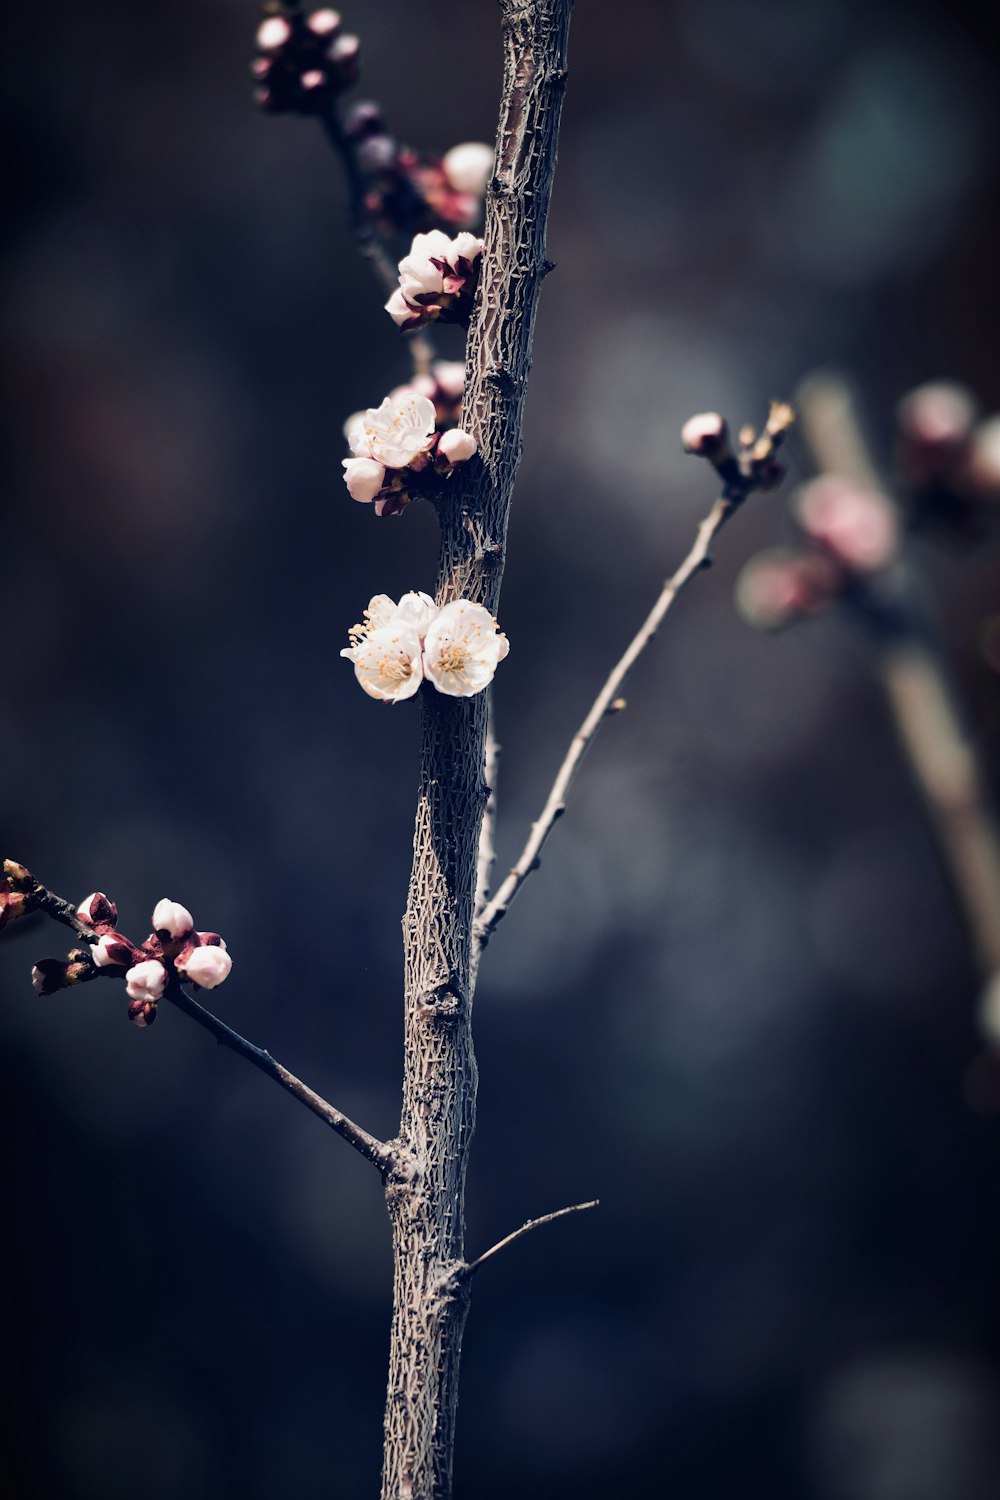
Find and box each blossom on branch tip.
[681,412,730,460]
[387,230,484,331]
[342,595,507,702]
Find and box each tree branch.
[13,869,395,1177]
[797,373,1000,978]
[473,491,737,951]
[464,1198,599,1278]
[164,981,396,1175]
[474,695,501,921]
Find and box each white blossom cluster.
[385,229,484,331]
[343,389,476,515]
[342,592,508,702]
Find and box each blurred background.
[3,0,1000,1496]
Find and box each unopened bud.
[31,958,81,996]
[432,362,465,401]
[357,135,398,174]
[328,33,360,75]
[442,142,495,197]
[92,933,136,969]
[964,416,1000,502]
[125,959,168,1003]
[306,8,341,37]
[897,382,977,451]
[681,412,730,461]
[257,16,292,52]
[0,889,30,929]
[438,428,477,465]
[76,891,118,929]
[736,549,841,631]
[127,997,158,1028]
[3,859,33,889]
[152,898,194,939]
[794,475,899,573]
[177,945,233,990]
[343,100,384,138]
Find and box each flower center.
[434,644,468,675]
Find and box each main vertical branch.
[381,5,573,1499]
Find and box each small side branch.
[473,491,737,949]
[12,869,395,1177]
[165,983,396,1175]
[464,1199,599,1278]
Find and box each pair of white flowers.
[342,592,509,702]
[342,389,476,512]
[385,229,484,332]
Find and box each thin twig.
[473,490,738,950]
[165,982,396,1175]
[464,1199,599,1278]
[797,373,1000,977]
[19,872,396,1175]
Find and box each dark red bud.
[127,998,158,1028]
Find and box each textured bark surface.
[380,4,574,1498]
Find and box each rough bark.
[380,4,574,1498]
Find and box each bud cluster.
[343,389,477,516]
[31,894,233,1028]
[253,8,359,115]
[682,401,795,496]
[385,230,484,333]
[342,593,509,702]
[1,858,35,931]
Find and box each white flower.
[178,945,233,989]
[340,593,435,703]
[422,601,509,698]
[438,428,477,465]
[385,288,415,328]
[397,230,457,301]
[348,392,437,470]
[443,142,494,197]
[152,898,194,938]
[342,456,386,504]
[125,959,168,1003]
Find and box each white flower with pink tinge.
[177,945,233,990]
[442,142,494,197]
[342,389,476,511]
[342,594,507,702]
[423,601,509,698]
[386,230,483,330]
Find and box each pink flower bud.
[300,69,326,92]
[795,476,899,573]
[152,898,194,939]
[328,33,359,73]
[358,136,398,173]
[438,429,477,465]
[257,17,292,52]
[76,891,118,929]
[32,959,69,996]
[306,9,341,37]
[127,997,158,1028]
[92,933,136,969]
[433,362,466,401]
[125,959,168,1003]
[442,142,494,197]
[965,416,1000,502]
[897,382,977,451]
[385,288,416,328]
[342,456,387,504]
[195,931,227,949]
[682,412,730,459]
[178,946,233,990]
[735,549,841,631]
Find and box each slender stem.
[464,1199,598,1277]
[165,982,396,1175]
[19,872,395,1175]
[474,491,737,950]
[797,373,1000,977]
